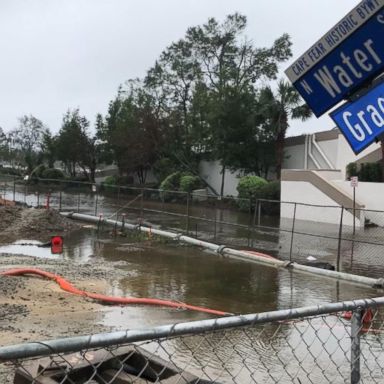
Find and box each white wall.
[284,144,305,169]
[317,139,338,168]
[281,180,363,227]
[335,135,381,179]
[333,181,384,226]
[283,132,381,179]
[199,160,241,196]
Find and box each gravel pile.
[0,207,81,243]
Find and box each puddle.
[0,239,60,259]
[0,229,97,262]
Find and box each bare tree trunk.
[220,163,226,198]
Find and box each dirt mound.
[0,207,81,243]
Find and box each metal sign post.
[350,176,359,235]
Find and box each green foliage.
[159,172,183,192]
[259,181,281,201]
[237,176,268,198]
[9,115,47,173]
[346,162,358,179]
[153,158,179,182]
[32,164,46,178]
[257,80,312,178]
[56,109,97,182]
[41,168,65,180]
[346,162,382,182]
[102,175,134,188]
[237,175,268,211]
[159,171,196,201]
[104,83,162,184]
[359,163,382,182]
[101,175,119,192]
[0,166,21,176]
[180,175,201,193]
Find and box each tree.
[104,82,163,183]
[9,115,46,173]
[56,109,97,181]
[145,40,202,170]
[40,130,57,169]
[0,127,8,163]
[184,14,292,195]
[144,14,293,195]
[258,80,312,179]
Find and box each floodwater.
[1,227,383,383]
[3,183,384,277]
[0,226,379,326]
[3,184,384,381]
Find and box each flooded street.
[1,191,384,383]
[0,226,379,331]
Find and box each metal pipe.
[1,296,384,361]
[60,212,384,289]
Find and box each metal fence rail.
[1,297,384,383]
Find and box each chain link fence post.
[140,188,144,220]
[13,176,16,202]
[336,206,344,272]
[251,199,258,248]
[94,192,98,217]
[186,192,190,235]
[351,308,363,384]
[289,203,297,262]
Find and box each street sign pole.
[350,176,358,235]
[353,186,356,236]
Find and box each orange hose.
[0,268,230,316]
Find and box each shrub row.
[346,162,383,182]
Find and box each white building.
[281,129,384,227]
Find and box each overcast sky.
[0,0,360,136]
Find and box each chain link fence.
[1,297,384,383]
[2,176,384,278]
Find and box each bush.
[259,181,280,201]
[101,175,119,192]
[360,163,382,182]
[346,162,382,182]
[153,158,178,182]
[159,171,194,201]
[159,172,183,192]
[33,164,46,178]
[41,168,65,180]
[180,175,201,193]
[0,166,22,176]
[236,176,268,211]
[346,162,358,179]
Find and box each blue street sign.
[285,1,384,117]
[330,80,384,154]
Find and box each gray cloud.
[0,0,359,135]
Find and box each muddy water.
[1,228,378,327]
[6,185,384,279]
[1,228,383,383]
